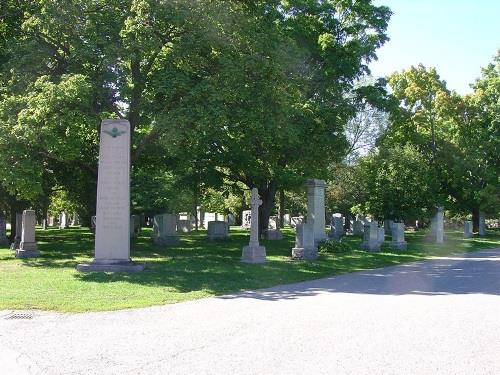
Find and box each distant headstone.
[290,216,303,228]
[384,219,394,232]
[268,216,278,230]
[177,219,192,233]
[241,188,266,263]
[10,213,23,250]
[227,214,236,226]
[265,215,282,240]
[0,216,9,246]
[77,119,144,272]
[307,179,326,242]
[478,211,486,236]
[292,223,317,260]
[48,216,55,226]
[391,222,407,250]
[15,210,39,258]
[464,220,473,238]
[353,220,364,235]
[90,215,97,233]
[153,214,178,245]
[59,212,67,229]
[361,222,380,252]
[241,210,251,229]
[42,219,47,230]
[329,215,344,241]
[207,221,229,240]
[378,227,385,243]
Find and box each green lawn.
[0,226,498,312]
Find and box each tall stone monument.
[77,119,144,272]
[241,188,266,263]
[429,206,444,244]
[15,210,39,258]
[0,216,9,246]
[59,212,67,229]
[10,213,23,250]
[361,222,380,252]
[478,211,486,236]
[307,179,326,243]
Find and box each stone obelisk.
[77,119,144,272]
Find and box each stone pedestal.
[177,219,192,233]
[292,223,317,260]
[77,119,144,272]
[361,222,380,252]
[464,220,473,238]
[478,211,486,236]
[391,222,407,250]
[329,215,344,241]
[15,210,40,258]
[0,216,9,246]
[207,221,229,240]
[307,179,326,243]
[241,188,266,263]
[153,214,178,245]
[429,206,444,244]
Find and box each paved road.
[1,249,500,375]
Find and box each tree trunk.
[472,207,479,233]
[193,183,199,231]
[258,182,278,238]
[278,190,285,228]
[344,212,351,232]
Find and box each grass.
[0,226,498,312]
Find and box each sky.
[369,0,500,94]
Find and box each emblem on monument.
[103,127,126,138]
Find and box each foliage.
[318,239,353,254]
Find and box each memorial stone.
[478,211,486,236]
[207,221,229,240]
[177,219,192,233]
[290,216,303,228]
[384,219,394,232]
[329,215,344,241]
[227,214,236,226]
[10,213,23,250]
[15,210,39,258]
[153,214,178,245]
[378,226,385,243]
[77,119,144,272]
[241,210,251,229]
[0,216,8,246]
[307,179,326,242]
[429,206,444,244]
[59,212,67,229]
[292,223,317,260]
[464,220,473,238]
[197,206,205,229]
[48,216,54,226]
[361,222,380,252]
[241,188,266,263]
[391,222,407,250]
[42,219,47,230]
[283,214,291,226]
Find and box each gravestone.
[15,210,39,258]
[361,222,380,252]
[265,215,282,240]
[0,216,9,246]
[207,221,229,240]
[290,216,303,228]
[241,188,266,263]
[197,206,205,229]
[59,212,67,229]
[283,214,291,226]
[241,210,251,229]
[329,215,344,241]
[227,214,236,226]
[42,219,47,230]
[48,216,55,226]
[429,206,444,244]
[177,219,192,233]
[77,119,144,272]
[10,213,23,250]
[478,211,486,236]
[464,220,473,238]
[378,226,385,243]
[352,220,364,235]
[391,222,407,250]
[292,223,317,260]
[130,215,138,238]
[153,214,178,245]
[307,179,326,242]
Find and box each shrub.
[318,239,352,254]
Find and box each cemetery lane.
[1,248,500,374]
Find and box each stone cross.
[249,188,262,246]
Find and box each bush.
[318,239,353,254]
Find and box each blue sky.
[369,0,500,94]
